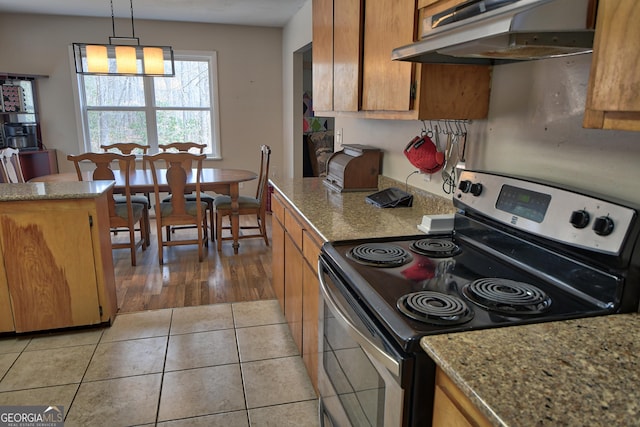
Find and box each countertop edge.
[0,180,115,201]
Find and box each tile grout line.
[230,302,253,426]
[63,329,105,422]
[153,307,174,426]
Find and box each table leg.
[230,183,240,254]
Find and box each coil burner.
[409,239,461,258]
[462,278,552,315]
[397,291,474,325]
[346,243,412,267]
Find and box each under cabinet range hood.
[392,0,596,64]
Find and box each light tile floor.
[0,300,320,426]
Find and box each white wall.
[0,13,284,195]
[473,55,640,203]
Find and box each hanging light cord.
[110,0,115,38]
[110,0,137,39]
[129,0,136,38]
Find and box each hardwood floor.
[111,214,275,313]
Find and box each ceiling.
[0,0,307,27]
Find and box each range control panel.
[455,170,636,255]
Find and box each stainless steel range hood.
[392,0,595,65]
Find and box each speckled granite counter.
[0,180,114,201]
[269,177,455,242]
[421,314,640,427]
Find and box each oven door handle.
[319,260,401,377]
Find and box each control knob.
[470,183,483,196]
[569,210,590,229]
[458,180,472,193]
[593,216,614,236]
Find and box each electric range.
[317,169,640,427]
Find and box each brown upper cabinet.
[312,0,492,120]
[584,0,640,131]
[312,0,363,113]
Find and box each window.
[74,51,220,157]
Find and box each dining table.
[29,168,258,254]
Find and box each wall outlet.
[336,128,343,145]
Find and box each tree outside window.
[76,52,220,157]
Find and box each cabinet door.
[361,0,415,111]
[271,211,286,313]
[0,201,101,332]
[584,0,640,131]
[284,232,304,353]
[333,0,363,112]
[312,0,334,112]
[416,64,491,120]
[0,260,14,332]
[432,368,492,427]
[302,230,322,393]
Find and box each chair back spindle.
[0,147,25,183]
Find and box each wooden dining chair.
[100,143,149,168]
[0,147,25,183]
[214,145,271,251]
[158,142,215,241]
[101,142,151,206]
[144,152,209,265]
[67,152,149,266]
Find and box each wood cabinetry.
[271,199,286,312]
[312,0,362,113]
[0,261,14,333]
[1,73,58,179]
[271,189,323,392]
[361,0,414,111]
[0,193,117,333]
[19,149,58,181]
[284,227,304,350]
[584,0,640,131]
[0,74,45,150]
[432,367,492,427]
[311,0,491,120]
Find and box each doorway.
[297,45,334,178]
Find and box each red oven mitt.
[404,135,445,174]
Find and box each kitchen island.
[0,180,117,333]
[421,313,640,426]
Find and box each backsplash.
[378,175,455,215]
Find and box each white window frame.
[70,49,221,158]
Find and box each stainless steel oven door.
[318,257,405,427]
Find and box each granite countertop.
[269,176,456,242]
[421,313,640,427]
[0,180,114,201]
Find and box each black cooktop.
[320,231,619,353]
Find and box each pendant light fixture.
[72,0,175,77]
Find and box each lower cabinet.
[271,189,323,393]
[284,232,304,351]
[271,206,286,313]
[0,262,14,332]
[19,149,58,181]
[432,367,492,427]
[0,195,117,333]
[301,231,321,390]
